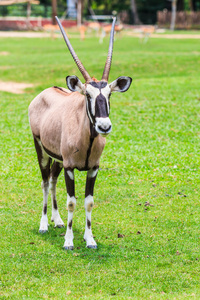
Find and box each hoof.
[55,224,65,228]
[39,229,48,234]
[64,246,74,250]
[87,245,97,249]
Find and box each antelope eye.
[86,92,91,100]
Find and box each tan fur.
[103,23,123,34]
[78,25,86,41]
[91,77,99,82]
[29,87,106,170]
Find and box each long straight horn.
[55,16,91,82]
[101,17,116,82]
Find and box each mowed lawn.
[0,33,200,299]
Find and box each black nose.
[98,125,111,133]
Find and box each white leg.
[50,177,65,228]
[63,168,76,250]
[39,181,49,233]
[64,194,76,250]
[34,137,51,234]
[84,195,97,248]
[84,168,98,249]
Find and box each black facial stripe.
[86,81,110,125]
[89,81,107,89]
[95,93,108,118]
[86,97,95,124]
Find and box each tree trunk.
[130,0,141,25]
[170,0,177,31]
[77,0,82,26]
[52,0,57,25]
[189,0,194,11]
[26,1,31,29]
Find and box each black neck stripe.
[85,137,94,170]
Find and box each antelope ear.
[109,76,132,93]
[66,75,84,93]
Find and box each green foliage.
[0,0,66,17]
[0,33,200,298]
[136,0,166,24]
[91,0,131,12]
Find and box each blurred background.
[0,0,200,32]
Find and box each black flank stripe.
[53,86,69,94]
[42,145,63,162]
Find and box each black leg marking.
[63,168,75,250]
[64,168,75,197]
[43,204,47,215]
[50,161,63,179]
[34,137,52,181]
[50,161,63,210]
[53,198,57,210]
[84,167,98,249]
[87,219,91,229]
[34,137,51,234]
[85,167,98,198]
[68,220,73,229]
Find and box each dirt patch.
[127,32,200,39]
[0,31,51,38]
[0,81,34,94]
[0,51,9,56]
[0,66,13,70]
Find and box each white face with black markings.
[66,75,132,137]
[85,81,112,136]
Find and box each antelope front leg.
[84,167,98,249]
[63,168,76,250]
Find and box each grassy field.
[0,33,200,299]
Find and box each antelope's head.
[56,17,132,137]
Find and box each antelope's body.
[29,17,132,250]
[29,86,106,170]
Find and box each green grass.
[0,34,200,299]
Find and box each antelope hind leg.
[50,161,65,228]
[33,137,51,233]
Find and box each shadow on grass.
[31,223,135,263]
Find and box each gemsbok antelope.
[28,16,132,250]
